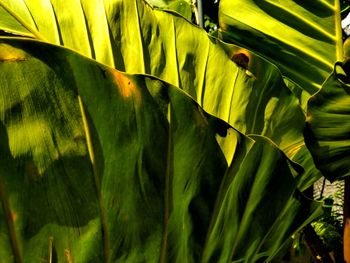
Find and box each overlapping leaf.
[0,39,322,263]
[218,0,343,94]
[305,60,350,181]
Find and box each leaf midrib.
[335,0,344,60]
[78,97,109,263]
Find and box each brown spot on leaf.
[109,69,141,104]
[11,212,17,221]
[65,249,73,263]
[231,53,249,69]
[231,49,251,69]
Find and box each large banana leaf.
[218,0,343,95]
[305,59,350,181]
[0,38,322,262]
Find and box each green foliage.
[311,197,343,261]
[0,0,347,262]
[312,219,342,252]
[204,15,217,33]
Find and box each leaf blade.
[218,0,342,94]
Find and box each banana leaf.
[0,38,322,263]
[218,0,343,95]
[305,59,350,181]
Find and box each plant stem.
[192,3,199,25]
[197,0,203,28]
[192,0,203,28]
[320,177,326,198]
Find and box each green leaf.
[218,0,343,94]
[305,59,350,181]
[0,38,322,263]
[290,145,323,191]
[201,135,322,263]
